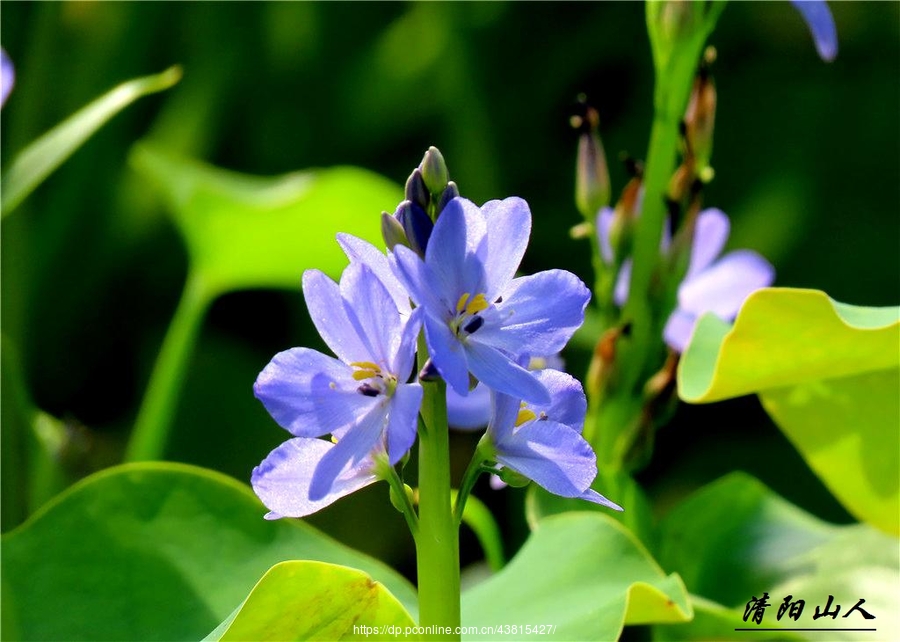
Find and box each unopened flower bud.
[404,168,430,211]
[420,146,449,196]
[435,181,459,216]
[647,0,703,72]
[389,483,416,513]
[572,99,611,221]
[684,48,716,177]
[395,200,433,258]
[381,211,409,251]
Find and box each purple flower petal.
[495,420,598,498]
[1,48,13,108]
[578,488,624,511]
[337,233,410,314]
[391,245,452,317]
[662,308,699,353]
[487,390,521,444]
[422,313,471,396]
[466,342,551,405]
[596,207,615,264]
[446,382,491,430]
[302,270,370,364]
[309,404,388,500]
[424,197,488,300]
[254,347,379,438]
[340,262,405,367]
[481,197,531,297]
[252,438,378,519]
[385,383,423,464]
[475,270,590,357]
[530,369,587,431]
[686,208,730,280]
[678,249,775,319]
[790,0,838,62]
[614,259,631,307]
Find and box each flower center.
[514,402,548,427]
[350,361,397,397]
[450,291,490,338]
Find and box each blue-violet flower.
[483,369,622,509]
[789,0,838,62]
[601,207,775,352]
[391,196,590,405]
[252,260,422,515]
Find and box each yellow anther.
[456,293,471,313]
[352,370,378,381]
[330,435,339,444]
[465,293,489,315]
[350,361,380,371]
[515,407,537,426]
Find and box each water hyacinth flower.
[391,196,590,405]
[481,369,622,510]
[604,207,775,352]
[789,0,838,62]
[252,260,423,516]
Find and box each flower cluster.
[253,150,621,518]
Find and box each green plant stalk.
[414,334,461,639]
[125,272,211,462]
[589,3,722,467]
[383,463,420,538]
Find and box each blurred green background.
[2,2,898,577]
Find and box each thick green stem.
[415,335,461,639]
[125,272,210,462]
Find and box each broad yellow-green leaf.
[655,473,899,640]
[678,288,900,535]
[206,561,415,641]
[1,66,182,217]
[130,143,402,295]
[1,463,417,641]
[461,513,691,640]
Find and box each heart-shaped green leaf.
[678,288,900,535]
[206,561,415,641]
[656,472,900,640]
[130,143,402,295]
[461,512,691,640]
[1,462,417,641]
[1,66,181,217]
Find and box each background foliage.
[2,0,898,592]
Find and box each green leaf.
[656,472,900,640]
[206,561,415,641]
[130,143,402,295]
[1,66,182,217]
[678,288,900,535]
[1,462,417,641]
[461,513,691,640]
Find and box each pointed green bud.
[684,47,717,179]
[420,146,449,196]
[381,211,409,251]
[572,99,610,220]
[646,0,705,74]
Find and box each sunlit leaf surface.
[461,512,691,640]
[678,288,900,535]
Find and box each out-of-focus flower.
[1,48,14,107]
[604,207,774,352]
[252,260,422,514]
[789,0,838,62]
[481,369,622,510]
[391,196,590,405]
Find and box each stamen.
[456,293,471,313]
[350,361,380,371]
[463,316,484,334]
[465,293,489,315]
[352,370,379,381]
[515,407,537,426]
